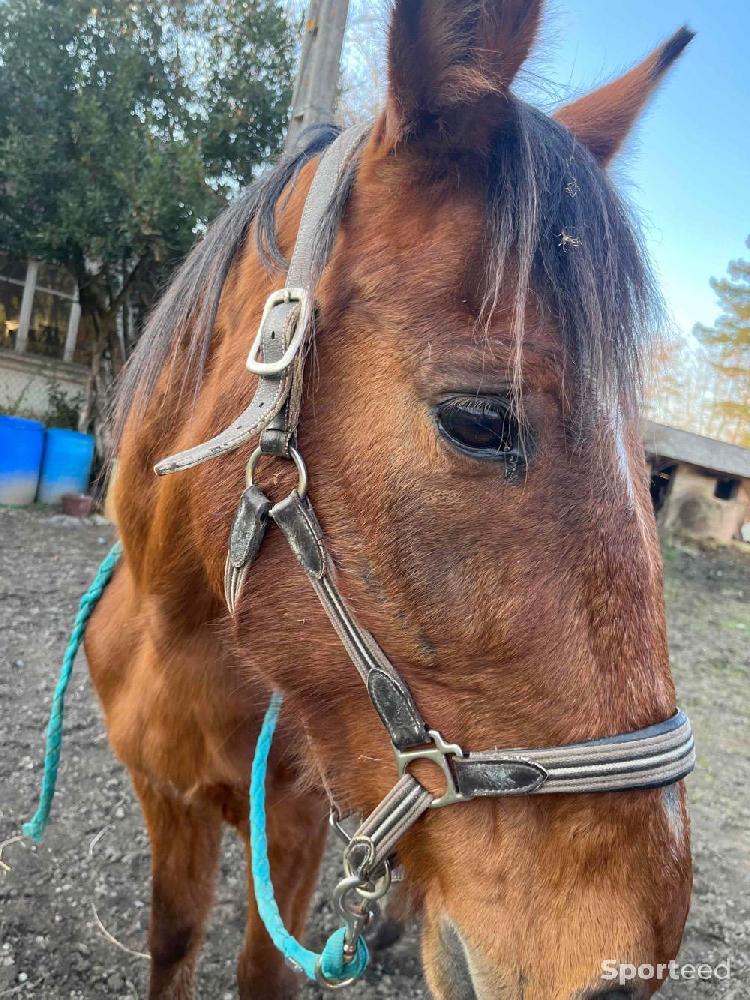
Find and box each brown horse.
[84,2,695,998]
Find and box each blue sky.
[525,0,749,341]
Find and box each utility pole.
[285,0,350,153]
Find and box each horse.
[84,2,695,997]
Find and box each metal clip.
[313,875,371,990]
[329,807,352,847]
[393,730,468,809]
[246,287,309,375]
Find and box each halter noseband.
[156,125,695,989]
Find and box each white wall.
[0,349,87,423]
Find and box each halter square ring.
[246,287,310,375]
[393,730,469,809]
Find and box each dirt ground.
[0,506,748,999]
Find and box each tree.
[693,238,750,447]
[0,0,294,442]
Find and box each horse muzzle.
[426,918,651,1000]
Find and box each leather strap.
[344,774,432,880]
[270,491,429,751]
[154,123,371,476]
[267,488,695,796]
[452,709,695,797]
[224,485,272,614]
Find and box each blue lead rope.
[250,691,369,985]
[23,541,123,843]
[23,542,365,986]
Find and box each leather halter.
[156,124,695,980]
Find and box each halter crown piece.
[155,126,696,990]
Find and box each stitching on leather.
[296,498,326,579]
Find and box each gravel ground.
[0,506,748,999]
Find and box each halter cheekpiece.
[156,125,695,989]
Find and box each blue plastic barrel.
[0,416,45,505]
[37,428,95,504]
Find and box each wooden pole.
[285,0,349,152]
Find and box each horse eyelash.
[440,394,516,418]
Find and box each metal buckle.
[394,730,468,809]
[246,287,309,375]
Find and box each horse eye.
[436,396,524,462]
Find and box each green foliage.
[694,238,750,447]
[0,0,294,334]
[46,382,83,430]
[199,1,298,186]
[0,0,294,440]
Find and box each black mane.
[484,100,660,412]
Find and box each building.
[645,420,750,544]
[0,255,89,424]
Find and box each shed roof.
[643,420,750,479]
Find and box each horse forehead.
[337,170,569,364]
[346,167,487,288]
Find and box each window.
[714,477,740,502]
[0,253,27,349]
[37,261,76,298]
[0,253,29,283]
[0,255,81,362]
[26,289,72,359]
[0,276,22,350]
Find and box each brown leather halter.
[156,125,695,987]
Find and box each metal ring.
[314,960,361,991]
[355,861,392,902]
[341,852,393,902]
[245,445,308,497]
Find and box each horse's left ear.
[382,0,543,154]
[555,27,695,165]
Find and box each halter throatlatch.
[155,125,696,990]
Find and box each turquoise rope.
[23,541,123,843]
[250,691,369,985]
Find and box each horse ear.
[554,27,695,165]
[383,0,543,153]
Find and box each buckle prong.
[247,287,309,375]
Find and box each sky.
[343,0,748,345]
[521,0,750,343]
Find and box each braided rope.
[250,691,369,985]
[23,542,123,843]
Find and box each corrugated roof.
[643,420,750,479]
